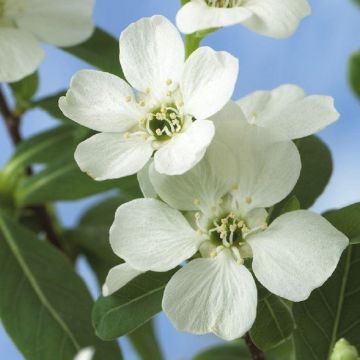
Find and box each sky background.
[1,0,360,359]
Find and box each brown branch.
[0,86,64,251]
[244,333,266,360]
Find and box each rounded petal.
[213,102,301,212]
[74,348,95,360]
[8,0,94,46]
[74,133,153,181]
[249,210,349,302]
[110,199,202,272]
[163,250,257,340]
[120,15,184,100]
[150,140,238,212]
[0,28,44,83]
[181,47,238,120]
[176,0,252,34]
[237,85,339,140]
[59,70,142,132]
[242,0,311,39]
[154,119,215,175]
[102,263,143,297]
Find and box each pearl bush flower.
[59,15,239,178]
[176,0,311,38]
[0,0,94,82]
[103,119,348,340]
[74,348,94,360]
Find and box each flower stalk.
[244,333,265,360]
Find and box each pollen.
[125,95,132,102]
[245,196,252,204]
[166,79,173,86]
[193,198,201,206]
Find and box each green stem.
[181,0,190,5]
[185,34,202,58]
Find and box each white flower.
[0,0,94,83]
[104,125,348,340]
[176,0,311,39]
[59,15,239,179]
[74,347,94,360]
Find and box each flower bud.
[330,339,359,360]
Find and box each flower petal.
[59,70,142,132]
[154,119,215,175]
[74,133,153,181]
[242,0,311,39]
[137,161,157,198]
[213,102,301,212]
[163,250,257,340]
[8,0,94,46]
[249,210,349,302]
[150,139,238,212]
[120,15,184,100]
[0,28,44,83]
[238,85,339,140]
[110,199,201,272]
[181,47,238,120]
[102,263,143,297]
[74,347,95,360]
[176,0,252,34]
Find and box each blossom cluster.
[57,4,349,341]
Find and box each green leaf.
[193,344,250,360]
[349,51,360,100]
[33,91,70,123]
[128,321,164,360]
[293,203,360,359]
[265,338,295,360]
[93,269,178,340]
[14,155,126,205]
[250,286,294,351]
[10,72,39,111]
[0,212,122,360]
[4,125,85,175]
[62,28,124,78]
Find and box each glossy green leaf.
[33,91,70,123]
[62,28,124,78]
[10,72,39,111]
[4,125,85,175]
[93,269,178,340]
[15,154,123,205]
[349,50,360,100]
[266,338,295,360]
[293,203,360,359]
[0,212,122,360]
[193,344,250,360]
[128,321,163,360]
[250,286,294,351]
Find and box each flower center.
[205,0,243,8]
[142,104,184,141]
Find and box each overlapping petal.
[0,28,44,83]
[163,250,257,340]
[74,133,153,180]
[59,70,142,133]
[248,210,349,302]
[120,15,185,100]
[238,85,339,140]
[110,199,202,272]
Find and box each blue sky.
[1,0,360,359]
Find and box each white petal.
[213,102,301,212]
[237,85,339,140]
[59,70,142,132]
[74,347,95,360]
[137,161,157,198]
[8,0,94,46]
[154,119,215,175]
[110,199,201,272]
[163,250,257,340]
[176,0,252,34]
[249,210,349,302]
[102,263,143,297]
[120,15,184,100]
[150,140,238,212]
[0,28,44,83]
[74,133,153,181]
[181,47,238,120]
[242,0,311,39]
